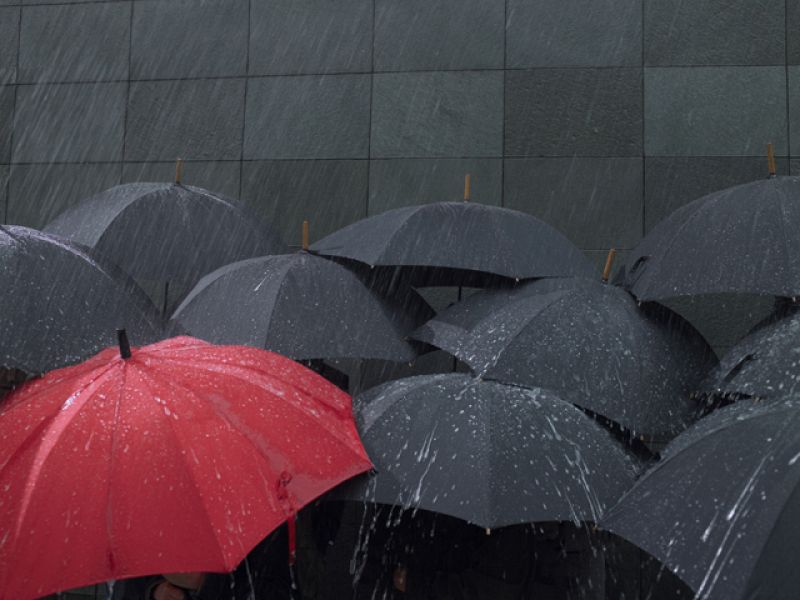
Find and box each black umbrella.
[412,278,716,438]
[171,252,433,362]
[338,374,637,529]
[309,202,595,287]
[44,181,284,307]
[601,399,800,600]
[0,226,168,374]
[617,176,800,301]
[702,304,800,401]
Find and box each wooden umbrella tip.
[601,248,617,283]
[175,158,184,185]
[302,220,309,251]
[464,174,471,202]
[767,143,777,178]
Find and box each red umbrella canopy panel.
[0,336,371,599]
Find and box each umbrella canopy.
[309,202,595,286]
[44,182,284,287]
[0,336,371,599]
[702,305,800,401]
[338,374,637,529]
[412,278,716,438]
[601,399,800,600]
[171,252,433,362]
[0,225,168,374]
[616,176,800,301]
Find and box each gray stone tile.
[0,165,8,224]
[121,161,241,200]
[125,78,246,161]
[18,3,130,83]
[645,67,787,156]
[504,157,643,249]
[239,160,368,246]
[14,82,126,163]
[788,67,800,153]
[368,158,502,215]
[790,1,800,65]
[131,0,248,80]
[244,75,370,160]
[374,0,504,71]
[0,86,13,164]
[505,68,642,157]
[645,157,790,232]
[371,71,503,158]
[644,0,785,66]
[0,7,19,84]
[507,0,641,67]
[249,0,372,75]
[6,162,121,229]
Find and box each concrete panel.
[368,158,502,215]
[0,165,7,224]
[125,78,246,161]
[504,157,643,249]
[505,68,642,157]
[249,0,372,75]
[239,160,368,245]
[0,86,13,164]
[244,75,370,159]
[790,1,800,65]
[374,0,504,71]
[6,163,121,229]
[121,161,241,200]
[0,7,19,84]
[644,156,790,232]
[18,3,130,83]
[644,0,785,66]
[644,67,787,156]
[507,0,641,67]
[14,82,126,163]
[131,0,248,80]
[788,67,800,154]
[371,71,503,158]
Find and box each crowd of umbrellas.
[2,152,800,600]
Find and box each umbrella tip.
[601,248,617,283]
[117,329,132,360]
[302,220,309,251]
[175,157,183,185]
[464,174,471,202]
[767,143,777,178]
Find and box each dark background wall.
[0,0,796,347]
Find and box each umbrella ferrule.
[117,329,132,359]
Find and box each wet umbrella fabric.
[0,336,372,599]
[338,374,637,529]
[702,306,800,400]
[309,202,595,285]
[601,399,800,600]
[171,252,433,362]
[0,225,167,374]
[412,278,716,437]
[44,182,284,287]
[616,177,800,300]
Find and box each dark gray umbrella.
[44,182,284,301]
[338,374,637,529]
[309,202,595,286]
[601,399,800,600]
[412,278,716,438]
[702,305,800,401]
[171,252,433,362]
[0,226,168,374]
[617,177,800,301]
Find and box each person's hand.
[163,572,206,590]
[152,581,187,600]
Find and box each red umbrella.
[0,335,371,599]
